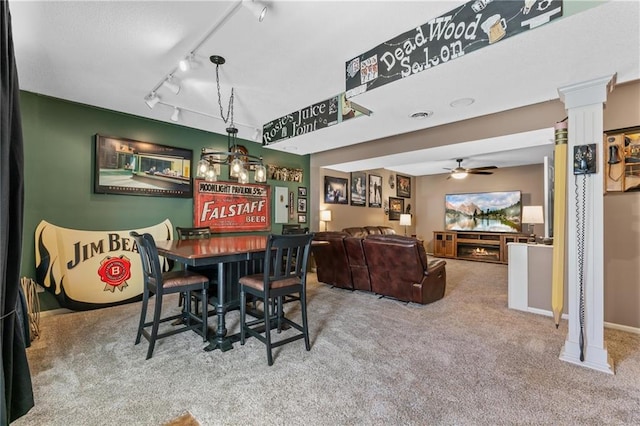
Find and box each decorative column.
[557,75,615,374]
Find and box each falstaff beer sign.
[35,219,173,310]
[194,180,271,232]
[345,0,563,98]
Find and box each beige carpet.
[14,259,640,425]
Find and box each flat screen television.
[445,191,522,233]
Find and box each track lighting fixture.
[162,75,180,95]
[170,107,180,122]
[179,54,194,72]
[243,0,267,22]
[145,92,160,109]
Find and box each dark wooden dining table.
[155,235,269,352]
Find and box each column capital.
[558,74,616,110]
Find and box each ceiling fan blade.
[469,165,498,171]
[468,170,494,175]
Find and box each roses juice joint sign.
[194,180,271,232]
[345,0,563,98]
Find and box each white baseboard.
[525,307,640,335]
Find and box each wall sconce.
[522,205,544,242]
[399,214,412,236]
[320,210,332,231]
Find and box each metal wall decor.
[267,165,304,182]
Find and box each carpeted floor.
[14,259,640,425]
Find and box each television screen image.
[445,191,522,233]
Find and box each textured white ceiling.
[9,0,640,176]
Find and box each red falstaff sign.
[194,179,271,232]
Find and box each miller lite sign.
[35,219,173,310]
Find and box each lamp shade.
[522,205,544,224]
[399,214,412,226]
[320,210,332,222]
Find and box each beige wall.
[415,164,544,250]
[315,168,416,235]
[311,79,640,329]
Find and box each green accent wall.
[19,91,309,279]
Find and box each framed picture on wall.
[368,174,382,208]
[324,175,348,204]
[298,214,307,223]
[297,198,307,213]
[350,171,366,206]
[396,174,411,198]
[389,197,404,221]
[94,134,193,198]
[298,187,307,197]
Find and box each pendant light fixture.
[196,55,266,183]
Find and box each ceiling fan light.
[451,171,468,179]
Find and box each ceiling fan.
[446,158,497,179]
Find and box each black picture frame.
[389,197,404,221]
[324,175,348,204]
[298,187,307,197]
[94,134,193,198]
[368,174,382,207]
[297,198,307,213]
[396,174,411,198]
[298,214,307,223]
[350,171,366,206]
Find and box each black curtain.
[1,0,34,423]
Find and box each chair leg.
[239,288,246,345]
[147,294,163,360]
[265,296,273,366]
[136,287,149,345]
[201,287,208,342]
[300,290,310,351]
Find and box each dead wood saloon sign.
[194,180,271,232]
[345,0,563,98]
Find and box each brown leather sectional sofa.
[312,228,446,305]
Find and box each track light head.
[162,76,180,95]
[243,0,267,22]
[179,54,195,72]
[145,92,160,109]
[170,107,180,122]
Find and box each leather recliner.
[344,237,371,291]
[362,234,446,304]
[310,231,353,289]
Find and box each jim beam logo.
[97,255,132,292]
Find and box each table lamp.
[399,214,411,236]
[522,205,544,243]
[320,210,332,231]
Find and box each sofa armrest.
[411,259,447,304]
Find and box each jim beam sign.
[194,180,271,232]
[35,219,173,310]
[345,0,563,98]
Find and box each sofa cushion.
[342,227,368,238]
